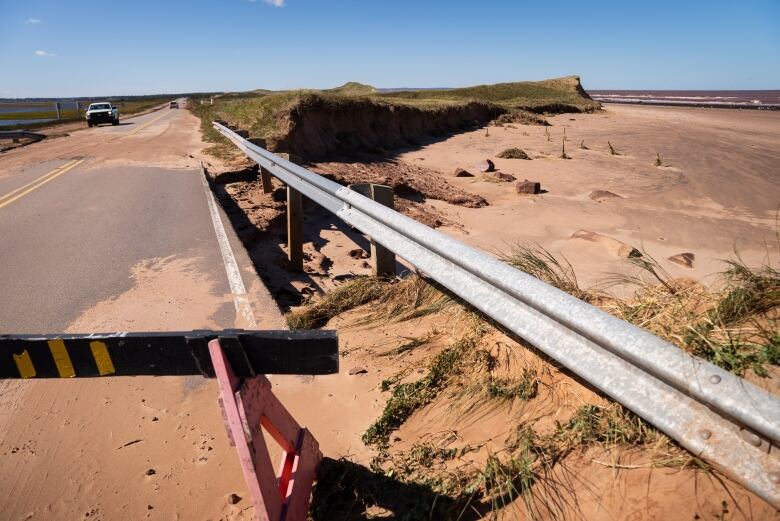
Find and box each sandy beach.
[1,102,777,520]
[232,103,780,519]
[395,104,779,286]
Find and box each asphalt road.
[0,105,282,520]
[0,106,280,333]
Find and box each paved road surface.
[0,106,281,520]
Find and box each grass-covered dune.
[191,76,599,160]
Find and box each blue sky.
[1,0,778,97]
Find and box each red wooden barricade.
[209,339,321,521]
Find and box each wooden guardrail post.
[369,184,396,276]
[348,183,396,277]
[261,167,273,193]
[281,153,303,272]
[247,138,274,194]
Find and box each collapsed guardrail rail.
[0,130,46,143]
[214,121,780,507]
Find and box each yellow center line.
[0,159,79,204]
[0,159,85,210]
[120,111,172,138]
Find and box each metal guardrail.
[213,121,780,507]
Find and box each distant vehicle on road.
[169,101,179,109]
[86,103,119,127]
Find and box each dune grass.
[190,76,599,159]
[292,244,772,518]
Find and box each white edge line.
[199,167,258,328]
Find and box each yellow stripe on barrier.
[48,339,76,378]
[13,350,36,379]
[89,341,116,376]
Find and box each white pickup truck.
[85,102,119,127]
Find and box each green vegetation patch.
[496,147,531,160]
[190,75,599,159]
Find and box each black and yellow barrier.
[0,330,338,379]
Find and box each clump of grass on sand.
[497,147,531,160]
[505,244,779,376]
[286,275,451,329]
[500,244,594,303]
[655,152,663,167]
[363,314,489,448]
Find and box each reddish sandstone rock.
[453,167,474,177]
[668,252,695,268]
[516,180,541,194]
[570,229,641,258]
[589,190,623,202]
[488,172,516,182]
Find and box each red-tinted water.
[588,90,780,110]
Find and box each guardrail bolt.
[699,430,712,440]
[709,374,721,384]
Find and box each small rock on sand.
[348,367,368,375]
[570,229,641,258]
[487,172,516,182]
[589,190,623,202]
[477,159,496,172]
[228,493,242,505]
[453,168,474,177]
[668,252,695,268]
[516,180,541,194]
[348,248,369,259]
